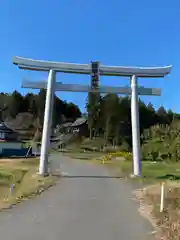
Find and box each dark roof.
[71,117,87,127]
[5,113,34,130]
[60,122,73,128]
[0,122,14,133]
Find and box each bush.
[141,121,180,162]
[118,141,130,152]
[108,151,132,160]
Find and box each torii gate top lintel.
[12,56,172,78]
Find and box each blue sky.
[0,0,179,113]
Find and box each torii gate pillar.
[131,75,141,176]
[39,70,56,175]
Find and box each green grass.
[82,153,180,182]
[64,143,180,182]
[107,160,180,182]
[0,158,59,209]
[63,151,104,160]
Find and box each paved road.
[0,153,153,239]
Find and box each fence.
[0,148,32,157]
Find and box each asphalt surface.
[0,153,153,239]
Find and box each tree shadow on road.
[60,175,123,179]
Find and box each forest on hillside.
[86,91,180,161]
[1,89,180,161]
[0,89,81,130]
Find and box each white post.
[160,182,165,212]
[39,70,56,176]
[131,75,141,176]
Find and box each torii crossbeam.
[21,80,161,95]
[13,56,172,177]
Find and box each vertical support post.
[39,70,56,176]
[131,75,141,176]
[160,182,165,212]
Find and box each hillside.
[86,92,180,149]
[0,90,82,140]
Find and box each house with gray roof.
[70,117,88,136]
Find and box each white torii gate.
[12,56,172,177]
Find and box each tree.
[147,102,155,112]
[21,93,37,115]
[118,97,131,146]
[141,120,180,162]
[139,100,158,133]
[167,109,174,124]
[101,94,119,145]
[64,102,81,121]
[36,89,46,127]
[8,91,23,118]
[157,106,167,116]
[157,106,167,124]
[86,92,101,139]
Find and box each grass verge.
[63,151,105,160]
[135,182,180,240]
[64,148,180,182]
[91,158,180,182]
[0,158,59,210]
